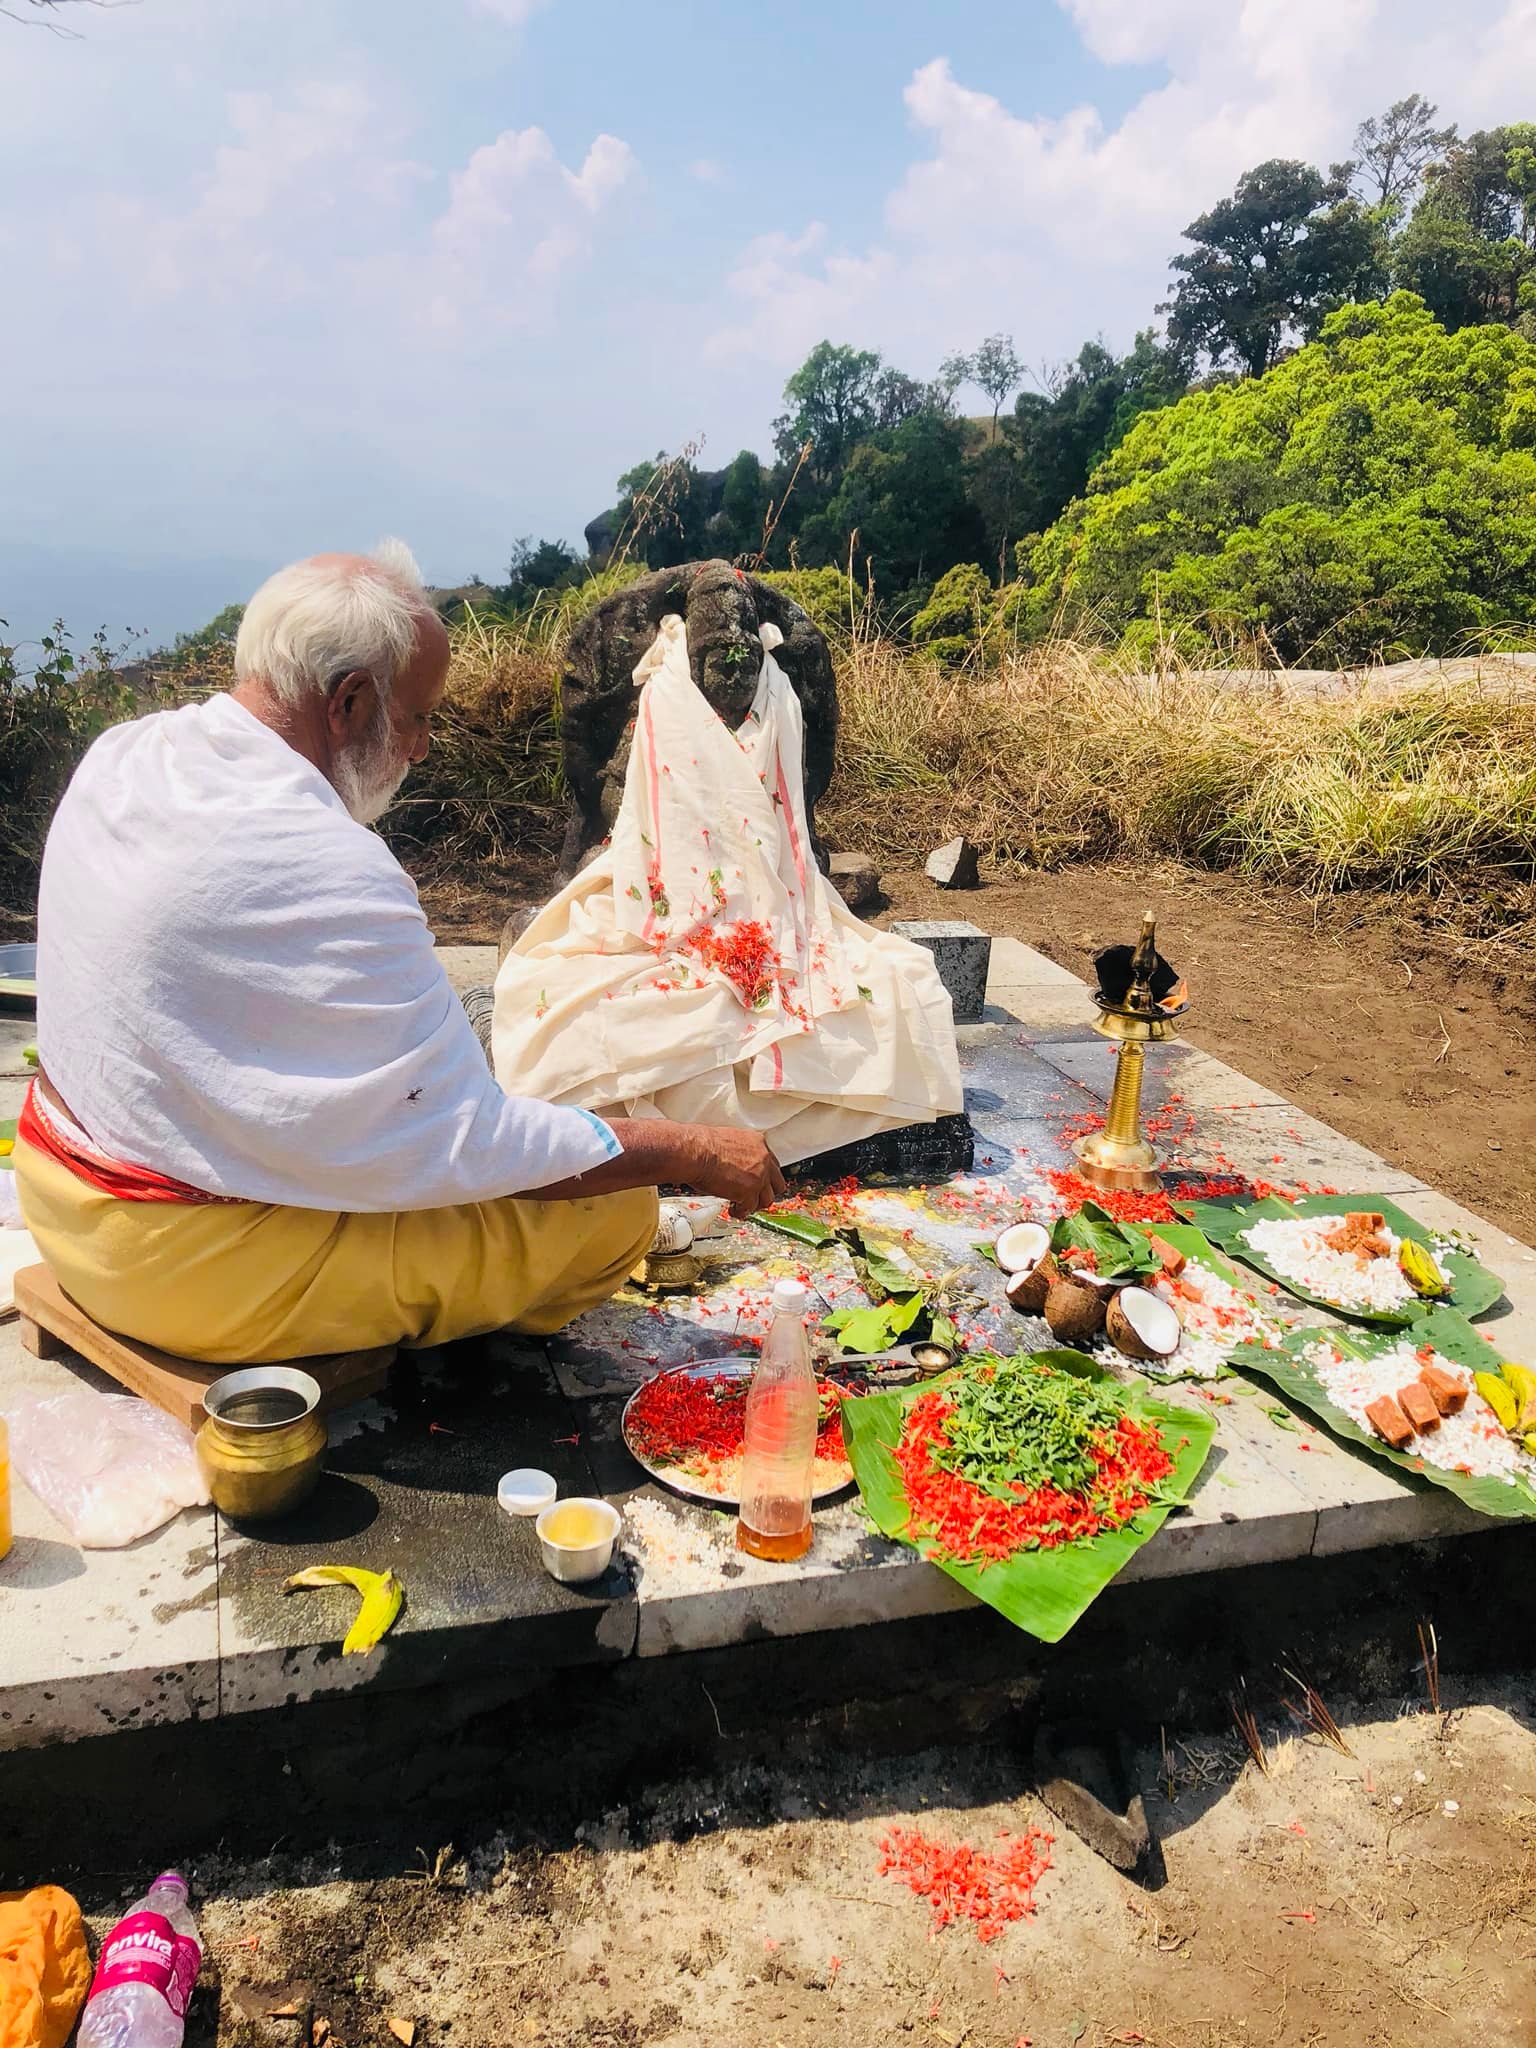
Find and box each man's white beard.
[335,707,410,826]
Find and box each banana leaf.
[1116,1219,1282,1381]
[1177,1193,1504,1327]
[1229,1307,1536,1518]
[1123,1219,1247,1292]
[752,1208,834,1246]
[1050,1201,1157,1280]
[840,1350,1217,1642]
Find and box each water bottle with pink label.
[79,1872,202,2048]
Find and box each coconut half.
[1106,1286,1182,1362]
[994,1221,1050,1275]
[1005,1254,1058,1317]
[1044,1273,1109,1344]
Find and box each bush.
[1020,294,1536,660]
[912,564,992,664]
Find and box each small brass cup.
[197,1368,326,1521]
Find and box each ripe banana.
[1476,1370,1519,1432]
[1503,1363,1536,1435]
[283,1564,404,1655]
[1397,1239,1447,1297]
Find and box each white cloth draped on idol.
[492,616,963,1166]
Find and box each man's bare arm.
[528,1117,787,1217]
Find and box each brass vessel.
[196,1367,326,1521]
[1074,911,1190,1195]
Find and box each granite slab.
[0,1017,35,1080]
[0,1337,220,1750]
[214,1339,636,1719]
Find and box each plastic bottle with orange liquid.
[737,1279,818,1562]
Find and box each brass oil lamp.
[1073,912,1189,1195]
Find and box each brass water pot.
[197,1367,326,1521]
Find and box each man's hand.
[685,1126,788,1218]
[528,1116,786,1215]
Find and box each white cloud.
[705,0,1536,375]
[429,127,636,321]
[472,0,551,24]
[689,158,724,183]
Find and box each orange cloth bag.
[0,1886,92,2048]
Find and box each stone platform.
[3,940,1534,1754]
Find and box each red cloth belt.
[18,1081,245,1206]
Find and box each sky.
[3,0,1535,653]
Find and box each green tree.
[1002,334,1187,539]
[1018,293,1536,662]
[801,411,984,592]
[1350,95,1458,213]
[611,450,712,568]
[772,341,884,475]
[716,449,771,558]
[1162,158,1386,375]
[912,562,991,664]
[503,537,581,605]
[1394,125,1536,330]
[169,602,244,658]
[944,334,1025,429]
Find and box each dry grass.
[822,636,1536,894]
[5,602,1535,926]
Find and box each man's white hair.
[234,539,432,708]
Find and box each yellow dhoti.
[14,1141,657,1365]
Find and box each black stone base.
[787,1111,974,1187]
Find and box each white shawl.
[35,694,618,1210]
[492,616,962,1164]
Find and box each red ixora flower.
[892,1386,1174,1566]
[878,1825,1053,1942]
[628,1369,845,1469]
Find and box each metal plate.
[0,943,37,1009]
[620,1358,855,1510]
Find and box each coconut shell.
[1105,1286,1181,1362]
[1044,1273,1108,1343]
[1005,1253,1059,1317]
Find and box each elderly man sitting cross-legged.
[16,542,784,1365]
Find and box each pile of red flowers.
[1041,1165,1272,1224]
[677,916,782,1010]
[878,1826,1054,1942]
[628,1368,846,1470]
[891,1386,1175,1566]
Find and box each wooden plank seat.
[13,1263,395,1430]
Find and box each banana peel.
[1397,1239,1448,1297]
[283,1564,403,1655]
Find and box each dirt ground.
[131,1682,1535,2048]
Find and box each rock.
[827,851,880,912]
[891,918,992,1023]
[789,1112,975,1187]
[556,561,838,882]
[460,986,494,1061]
[925,835,980,889]
[497,904,541,966]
